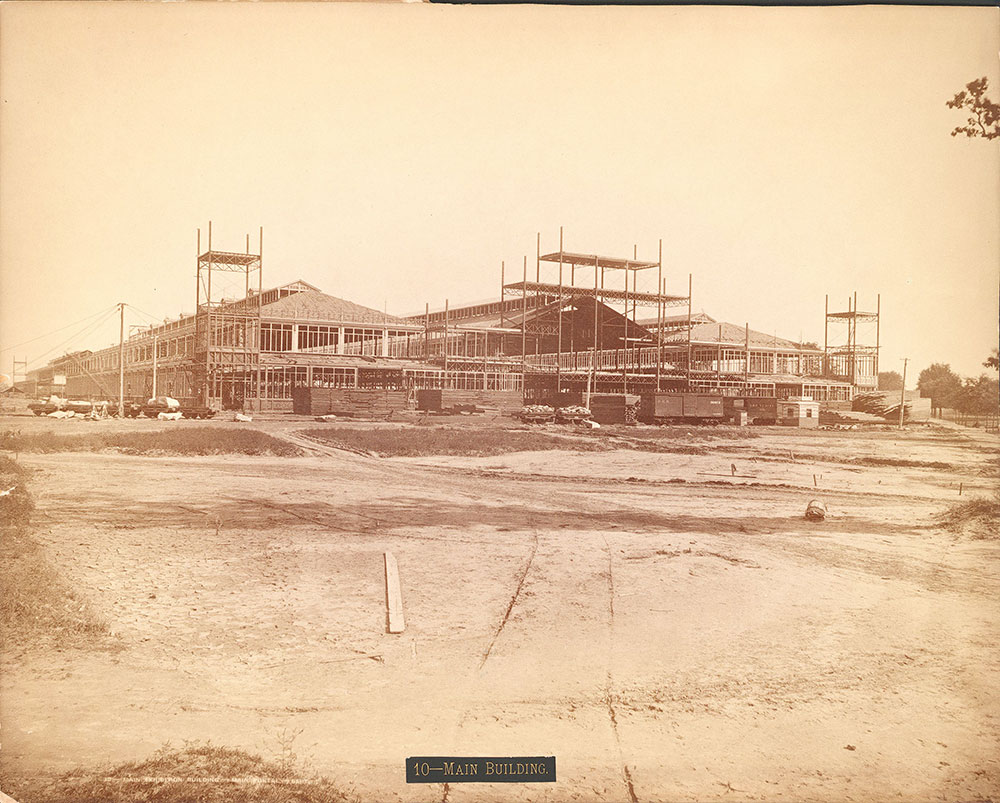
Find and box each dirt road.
[1,420,998,801]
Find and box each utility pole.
[118,302,126,417]
[898,357,908,429]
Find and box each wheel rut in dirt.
[479,527,540,671]
[601,533,640,803]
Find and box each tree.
[954,375,1000,420]
[917,363,962,416]
[985,347,999,371]
[947,77,1000,140]
[878,371,903,391]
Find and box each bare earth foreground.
[2,414,998,802]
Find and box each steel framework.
[824,292,880,389]
[493,231,693,395]
[194,222,264,410]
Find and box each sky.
[1,3,998,386]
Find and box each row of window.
[262,323,415,353]
[202,366,524,399]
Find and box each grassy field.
[7,742,358,803]
[939,492,1000,540]
[301,425,615,457]
[0,456,109,652]
[301,423,759,457]
[0,428,302,457]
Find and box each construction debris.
[853,392,911,421]
[518,404,555,423]
[555,405,592,424]
[384,551,405,634]
[805,500,828,521]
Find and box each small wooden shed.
[778,396,820,428]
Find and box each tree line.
[879,349,999,420]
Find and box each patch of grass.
[0,428,302,457]
[0,461,109,652]
[0,453,31,521]
[851,456,954,470]
[620,425,760,442]
[938,493,1000,540]
[302,426,614,457]
[9,742,359,803]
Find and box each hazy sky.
[2,3,997,384]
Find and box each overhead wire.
[126,303,167,326]
[0,304,119,355]
[22,306,122,370]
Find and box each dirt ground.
[1,410,999,802]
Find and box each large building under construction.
[25,228,879,412]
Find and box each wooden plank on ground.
[384,551,405,634]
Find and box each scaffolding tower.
[194,222,263,410]
[824,292,880,390]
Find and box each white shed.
[779,396,819,428]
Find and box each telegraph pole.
[118,302,126,417]
[152,333,158,398]
[898,357,908,429]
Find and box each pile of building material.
[819,409,887,426]
[555,405,592,424]
[518,404,555,423]
[852,391,925,422]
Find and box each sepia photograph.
[1,2,998,802]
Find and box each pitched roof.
[636,312,716,328]
[262,290,406,325]
[663,321,820,352]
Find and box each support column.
[444,299,449,373]
[521,257,528,395]
[623,268,629,394]
[499,262,505,329]
[875,293,881,380]
[823,294,829,377]
[744,323,750,392]
[593,257,600,393]
[686,274,693,391]
[557,227,563,394]
[656,240,662,392]
[717,324,722,386]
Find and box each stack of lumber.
[292,387,407,417]
[439,389,522,413]
[819,409,887,425]
[852,391,916,422]
[852,391,931,422]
